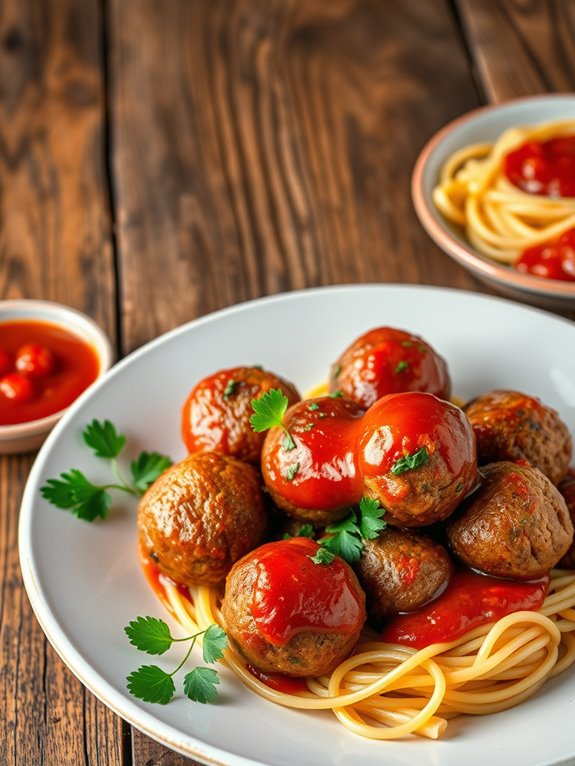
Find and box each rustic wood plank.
[455,0,575,101]
[0,1,121,764]
[109,0,482,356]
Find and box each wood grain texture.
[0,1,120,765]
[456,0,575,100]
[109,0,482,354]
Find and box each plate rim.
[17,283,575,766]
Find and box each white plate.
[412,94,575,310]
[19,285,575,766]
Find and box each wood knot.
[2,26,25,53]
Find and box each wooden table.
[1,1,574,764]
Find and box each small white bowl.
[0,300,113,454]
[412,94,575,310]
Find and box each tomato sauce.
[140,550,191,617]
[250,538,365,646]
[515,227,575,282]
[246,664,308,694]
[0,320,100,425]
[381,568,549,649]
[503,135,575,197]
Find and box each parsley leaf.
[250,389,296,452]
[42,419,174,521]
[131,452,173,493]
[358,496,387,540]
[319,497,386,563]
[125,620,226,706]
[202,625,228,664]
[124,616,174,655]
[394,361,409,374]
[250,388,289,433]
[322,527,363,563]
[391,447,429,475]
[183,667,220,704]
[127,665,175,704]
[83,420,126,459]
[284,462,299,481]
[310,547,335,565]
[223,379,236,399]
[40,470,112,521]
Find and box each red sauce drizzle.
[515,227,575,283]
[381,568,549,649]
[140,550,191,617]
[246,664,308,694]
[250,537,365,646]
[503,135,575,197]
[0,319,100,425]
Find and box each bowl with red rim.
[411,93,575,310]
[0,300,113,454]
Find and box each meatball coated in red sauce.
[464,389,572,486]
[558,471,575,569]
[356,527,452,627]
[138,452,268,587]
[221,537,366,677]
[446,461,574,580]
[359,392,479,527]
[329,326,451,409]
[261,391,478,528]
[181,366,300,464]
[261,396,366,526]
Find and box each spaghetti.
[161,568,575,741]
[432,120,575,265]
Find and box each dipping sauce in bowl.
[0,301,112,453]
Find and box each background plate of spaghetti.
[412,94,575,310]
[19,285,575,766]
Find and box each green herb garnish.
[250,388,295,450]
[329,390,343,398]
[394,361,409,374]
[390,446,429,475]
[310,547,335,565]
[223,379,237,399]
[125,618,227,705]
[308,402,320,411]
[40,420,172,521]
[283,523,314,540]
[284,462,300,481]
[320,496,386,564]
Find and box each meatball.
[464,389,572,485]
[357,527,452,627]
[358,392,479,527]
[446,461,574,580]
[558,472,575,569]
[329,326,451,409]
[181,366,300,463]
[261,395,365,526]
[138,452,268,586]
[222,537,366,677]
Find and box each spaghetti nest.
[432,120,575,264]
[163,568,575,741]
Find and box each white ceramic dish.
[0,300,113,453]
[412,94,575,310]
[19,285,575,766]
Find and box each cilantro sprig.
[40,420,172,521]
[125,617,227,705]
[250,388,295,450]
[319,496,387,564]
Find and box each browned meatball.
[558,472,575,569]
[357,528,452,627]
[138,452,268,586]
[222,537,366,677]
[464,389,572,485]
[446,461,574,580]
[181,366,300,463]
